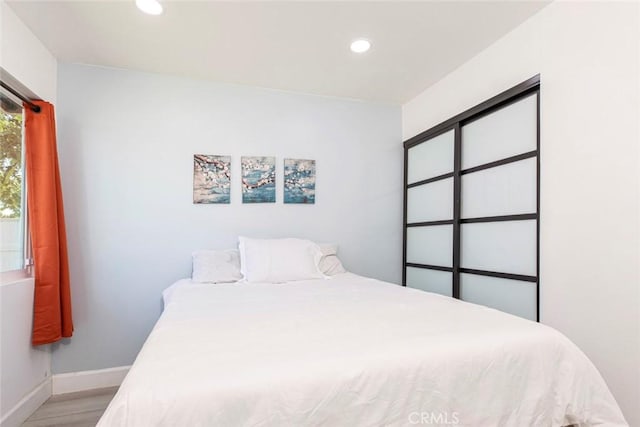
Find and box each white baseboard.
[0,378,51,427]
[52,365,130,395]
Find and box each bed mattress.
[98,273,626,426]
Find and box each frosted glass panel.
[406,267,452,297]
[460,274,536,321]
[461,220,536,275]
[462,94,537,169]
[461,158,536,218]
[407,130,454,184]
[407,178,453,223]
[406,225,453,267]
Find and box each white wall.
[0,278,51,426]
[0,1,57,425]
[53,63,402,374]
[0,1,57,102]
[403,2,640,425]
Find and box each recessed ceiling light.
[136,0,163,15]
[350,39,371,54]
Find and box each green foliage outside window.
[0,110,23,218]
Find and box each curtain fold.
[24,101,73,345]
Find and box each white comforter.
[98,273,626,427]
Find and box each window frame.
[0,88,32,280]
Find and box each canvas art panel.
[242,156,276,203]
[193,155,231,204]
[284,159,316,204]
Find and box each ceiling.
[7,1,549,104]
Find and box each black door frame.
[402,75,541,321]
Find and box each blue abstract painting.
[284,159,315,204]
[242,156,276,203]
[193,154,231,204]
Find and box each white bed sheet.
[98,273,626,427]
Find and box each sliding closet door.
[403,76,540,321]
[404,129,455,297]
[459,93,539,320]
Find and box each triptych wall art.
[193,155,231,204]
[193,155,315,204]
[284,158,316,204]
[241,156,276,203]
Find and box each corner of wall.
[0,378,51,427]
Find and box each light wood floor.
[22,387,118,427]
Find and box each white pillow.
[192,250,242,283]
[238,237,324,283]
[318,243,338,256]
[317,244,347,276]
[319,255,347,276]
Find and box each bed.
[98,272,626,426]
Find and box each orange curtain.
[24,101,73,345]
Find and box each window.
[0,90,28,273]
[403,76,540,321]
